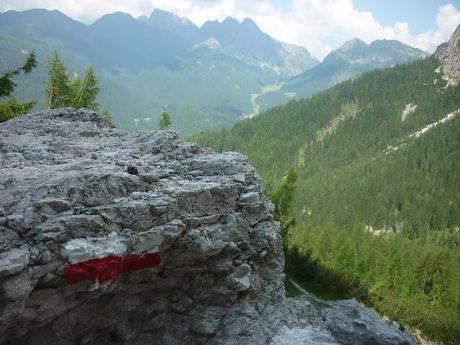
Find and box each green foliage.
[0,52,37,97]
[74,67,100,110]
[101,110,112,119]
[289,225,460,344]
[46,51,100,110]
[0,98,35,123]
[271,167,297,247]
[285,245,369,302]
[46,51,71,109]
[0,52,37,122]
[158,110,172,130]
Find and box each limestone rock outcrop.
[435,23,460,78]
[0,109,415,345]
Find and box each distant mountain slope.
[199,17,319,76]
[141,9,199,42]
[191,54,460,233]
[0,8,318,133]
[89,11,189,72]
[257,38,428,111]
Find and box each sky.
[1,0,459,59]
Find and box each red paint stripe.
[64,253,161,285]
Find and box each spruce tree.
[74,67,100,110]
[158,110,172,130]
[68,75,82,106]
[46,52,101,111]
[271,167,297,248]
[46,51,71,109]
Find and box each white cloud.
[0,0,459,59]
[437,3,460,36]
[248,0,460,59]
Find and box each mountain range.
[256,38,428,111]
[1,8,426,133]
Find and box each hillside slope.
[191,55,460,234]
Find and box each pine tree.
[158,110,172,130]
[271,167,297,248]
[46,51,71,109]
[68,74,82,106]
[45,52,101,111]
[74,67,100,110]
[0,98,36,123]
[0,52,37,122]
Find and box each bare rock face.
[0,109,415,345]
[435,23,460,78]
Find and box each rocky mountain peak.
[144,8,199,40]
[221,16,241,26]
[0,108,416,345]
[340,38,368,51]
[322,38,368,65]
[322,37,426,67]
[435,23,460,78]
[91,11,137,28]
[148,8,198,29]
[241,17,260,29]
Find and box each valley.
[244,82,286,118]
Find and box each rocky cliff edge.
[435,23,460,79]
[0,109,415,345]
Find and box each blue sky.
[254,0,460,34]
[355,0,460,33]
[1,0,459,59]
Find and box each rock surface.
[435,23,460,78]
[0,109,415,345]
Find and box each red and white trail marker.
[61,232,161,285]
[64,252,161,285]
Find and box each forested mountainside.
[192,56,460,234]
[256,38,428,111]
[0,8,318,133]
[191,53,460,343]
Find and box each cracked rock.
[225,263,252,292]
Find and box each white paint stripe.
[61,232,128,264]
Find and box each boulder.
[322,300,414,345]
